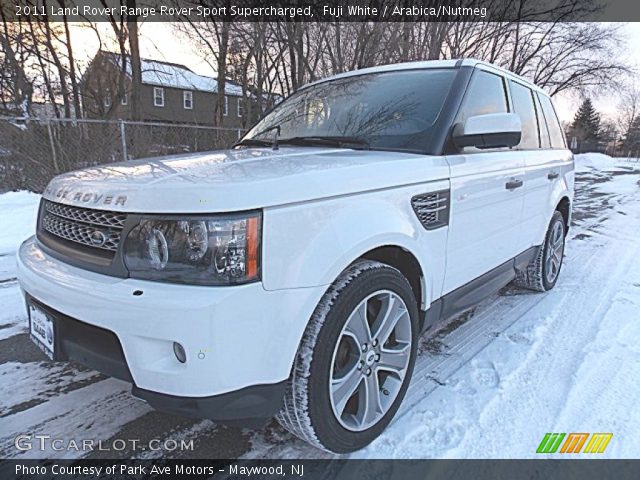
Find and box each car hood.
[43,147,449,213]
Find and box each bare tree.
[59,2,82,118]
[615,85,640,142]
[176,3,230,124]
[0,15,33,116]
[126,0,142,120]
[157,1,633,126]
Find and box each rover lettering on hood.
[44,186,127,207]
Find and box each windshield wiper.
[234,138,273,148]
[235,124,281,150]
[278,136,370,150]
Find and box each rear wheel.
[515,210,566,292]
[276,260,419,453]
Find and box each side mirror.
[452,112,522,149]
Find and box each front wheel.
[276,260,419,453]
[515,210,566,292]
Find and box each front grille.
[411,190,450,230]
[40,200,127,254]
[45,201,127,228]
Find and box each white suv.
[17,59,573,453]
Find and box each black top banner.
[1,0,639,22]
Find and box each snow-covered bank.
[0,191,40,342]
[574,152,639,173]
[0,190,40,257]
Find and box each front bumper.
[17,236,325,419]
[132,382,287,427]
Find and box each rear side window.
[534,93,551,149]
[457,70,508,122]
[537,93,566,149]
[509,81,539,149]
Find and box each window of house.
[509,80,539,149]
[223,96,228,116]
[121,93,128,106]
[537,93,566,149]
[104,89,111,108]
[183,91,193,109]
[154,87,165,107]
[237,98,243,117]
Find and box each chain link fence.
[0,117,244,192]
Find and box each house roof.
[102,51,244,97]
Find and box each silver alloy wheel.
[545,220,565,284]
[329,290,412,432]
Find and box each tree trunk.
[0,11,33,115]
[25,18,59,117]
[61,2,81,118]
[216,21,229,125]
[126,0,142,121]
[40,4,71,117]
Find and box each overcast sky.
[69,22,640,124]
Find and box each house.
[80,51,261,128]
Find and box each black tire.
[276,260,419,453]
[515,211,566,292]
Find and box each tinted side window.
[509,81,539,149]
[538,93,566,149]
[457,70,508,122]
[534,93,551,149]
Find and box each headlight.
[123,212,261,286]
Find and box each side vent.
[411,189,450,230]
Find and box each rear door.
[509,80,554,246]
[522,90,572,246]
[443,68,526,294]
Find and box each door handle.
[505,179,523,190]
[547,171,559,180]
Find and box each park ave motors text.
[16,463,304,477]
[16,3,488,19]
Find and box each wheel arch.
[358,245,426,315]
[536,191,572,246]
[280,240,431,379]
[556,196,571,235]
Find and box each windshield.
[241,69,455,152]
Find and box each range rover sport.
[17,59,573,453]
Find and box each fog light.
[173,342,186,363]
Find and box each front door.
[444,152,525,293]
[442,67,526,294]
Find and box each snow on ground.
[0,379,152,459]
[0,190,40,259]
[0,153,638,459]
[0,191,40,341]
